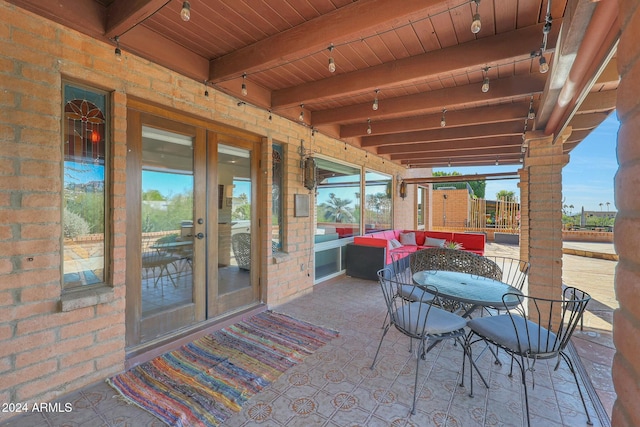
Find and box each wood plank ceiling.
[9,0,619,168]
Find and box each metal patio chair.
[464,286,592,427]
[371,268,468,415]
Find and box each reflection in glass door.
[215,143,256,314]
[140,126,194,317]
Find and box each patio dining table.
[412,269,523,318]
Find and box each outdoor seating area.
[2,242,609,427]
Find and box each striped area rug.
[107,311,338,427]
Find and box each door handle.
[195,232,205,239]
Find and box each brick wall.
[430,188,469,228]
[0,0,407,415]
[612,0,640,425]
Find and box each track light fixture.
[528,96,536,119]
[367,118,372,135]
[372,89,379,111]
[241,73,247,96]
[440,109,447,127]
[114,36,122,61]
[180,1,191,22]
[298,104,304,121]
[328,44,336,73]
[470,0,482,34]
[481,67,490,93]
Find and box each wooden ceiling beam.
[576,90,617,113]
[341,102,530,138]
[208,0,444,82]
[312,74,547,125]
[377,136,523,155]
[105,0,167,39]
[272,22,560,108]
[7,0,105,38]
[363,121,524,147]
[391,146,523,161]
[568,112,610,130]
[119,25,210,81]
[403,155,523,168]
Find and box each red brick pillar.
[518,168,529,264]
[522,131,567,301]
[612,1,640,425]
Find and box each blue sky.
[434,113,619,213]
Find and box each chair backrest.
[482,256,530,291]
[390,250,415,283]
[232,232,251,269]
[503,286,591,356]
[377,268,442,339]
[409,248,502,280]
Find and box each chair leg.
[559,352,593,425]
[516,355,531,427]
[370,324,390,370]
[410,338,425,415]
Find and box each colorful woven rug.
[107,311,338,427]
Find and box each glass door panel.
[213,141,259,315]
[140,126,194,316]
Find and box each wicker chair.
[410,247,502,280]
[232,232,251,270]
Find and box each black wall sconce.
[399,180,407,200]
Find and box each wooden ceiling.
[10,0,619,168]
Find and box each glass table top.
[412,270,522,308]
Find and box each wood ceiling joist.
[362,121,524,147]
[403,172,521,184]
[576,90,617,113]
[105,0,166,39]
[568,112,610,130]
[391,146,523,162]
[208,0,445,82]
[7,0,105,38]
[377,135,524,155]
[384,136,522,160]
[403,155,523,168]
[341,102,531,138]
[312,74,547,125]
[271,23,560,108]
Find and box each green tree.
[432,171,486,198]
[143,189,165,201]
[320,193,355,223]
[496,190,516,201]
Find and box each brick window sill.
[60,285,114,312]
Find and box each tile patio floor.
[1,242,616,427]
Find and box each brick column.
[518,168,529,264]
[612,1,640,425]
[523,131,567,301]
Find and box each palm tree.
[321,193,355,223]
[606,201,611,211]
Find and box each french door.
[125,108,261,348]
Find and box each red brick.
[0,330,56,358]
[15,334,94,369]
[20,283,60,303]
[3,359,57,390]
[16,361,95,401]
[16,304,93,335]
[60,340,123,368]
[59,312,122,339]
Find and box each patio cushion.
[425,237,446,247]
[467,315,559,354]
[393,302,467,335]
[399,232,417,245]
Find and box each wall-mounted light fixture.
[399,180,407,200]
[114,36,122,61]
